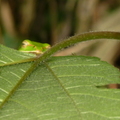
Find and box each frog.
[19,40,51,55]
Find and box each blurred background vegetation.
[0,0,120,73]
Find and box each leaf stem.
[38,31,120,63]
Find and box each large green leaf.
[0,44,120,120]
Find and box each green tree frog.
[19,40,51,55]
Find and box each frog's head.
[19,40,51,55]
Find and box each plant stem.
[38,31,120,63]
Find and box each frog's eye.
[22,40,33,48]
[23,41,30,46]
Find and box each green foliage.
[0,31,120,120]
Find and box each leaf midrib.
[44,62,82,119]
